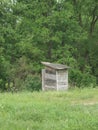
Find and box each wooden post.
[56,71,58,91]
[42,69,45,91]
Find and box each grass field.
[0,88,98,130]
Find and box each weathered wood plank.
[45,73,56,80]
[58,85,68,90]
[45,85,56,90]
[42,69,45,91]
[46,69,56,74]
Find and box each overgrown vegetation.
[0,0,98,91]
[0,88,98,130]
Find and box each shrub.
[24,74,41,91]
[69,69,96,88]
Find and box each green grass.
[0,88,98,130]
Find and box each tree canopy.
[0,0,98,91]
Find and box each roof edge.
[41,62,70,70]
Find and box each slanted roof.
[41,62,69,70]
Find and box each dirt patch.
[71,100,98,106]
[83,102,98,106]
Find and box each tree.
[0,0,97,90]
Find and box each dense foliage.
[0,0,98,91]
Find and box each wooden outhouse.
[41,62,69,91]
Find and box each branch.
[90,6,98,35]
